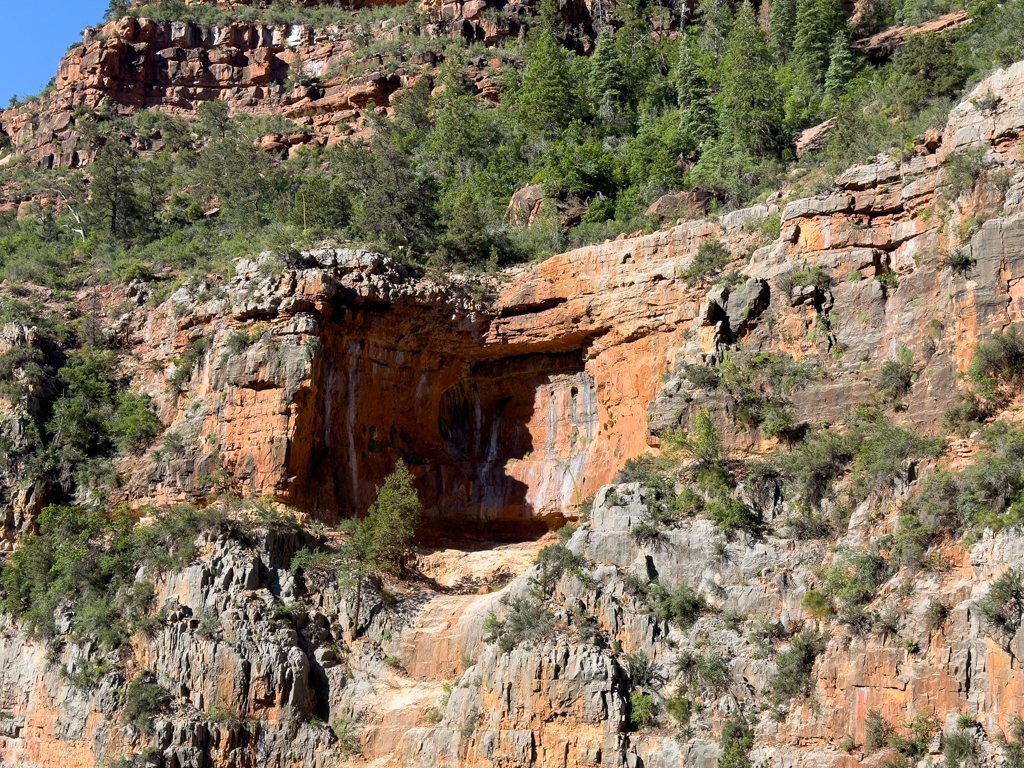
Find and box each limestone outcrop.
[4,32,1024,768]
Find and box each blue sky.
[1,1,109,105]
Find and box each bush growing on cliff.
[41,348,163,496]
[875,349,915,408]
[942,730,976,768]
[771,426,858,509]
[123,672,170,734]
[819,546,890,616]
[483,597,556,653]
[0,502,238,646]
[534,529,588,592]
[897,421,1024,541]
[629,690,657,729]
[705,496,760,533]
[865,710,889,749]
[769,628,827,701]
[966,326,1024,404]
[675,651,731,694]
[974,568,1024,644]
[718,718,754,768]
[1004,715,1024,768]
[848,419,943,503]
[645,579,708,629]
[678,238,732,286]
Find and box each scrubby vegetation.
[769,628,827,700]
[684,351,815,442]
[4,0,1024,290]
[718,718,754,768]
[0,502,246,646]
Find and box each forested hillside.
[2,0,1022,286]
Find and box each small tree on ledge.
[340,461,422,636]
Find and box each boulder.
[795,118,835,158]
[644,189,711,224]
[505,184,546,227]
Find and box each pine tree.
[362,461,422,575]
[515,25,579,137]
[339,461,422,637]
[589,30,626,119]
[104,0,132,22]
[718,2,784,157]
[695,0,734,61]
[792,0,846,84]
[673,40,717,146]
[824,31,855,102]
[88,140,139,237]
[769,0,798,62]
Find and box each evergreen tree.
[87,140,139,238]
[792,0,846,83]
[824,31,855,102]
[769,0,798,62]
[718,2,784,157]
[589,30,627,120]
[611,0,659,112]
[514,25,579,137]
[338,461,422,637]
[695,0,734,62]
[362,461,422,575]
[103,0,132,22]
[673,39,718,147]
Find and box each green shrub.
[769,628,827,700]
[942,247,976,277]
[875,349,914,407]
[945,147,987,198]
[629,690,657,729]
[331,712,363,757]
[665,695,691,725]
[924,599,948,630]
[865,709,888,749]
[705,496,759,533]
[623,651,657,688]
[942,395,987,436]
[848,420,943,503]
[773,427,859,508]
[678,238,732,285]
[483,597,555,653]
[644,579,707,629]
[630,520,665,548]
[65,657,116,689]
[887,712,937,758]
[802,589,831,619]
[1005,715,1024,768]
[942,730,976,768]
[974,568,1024,642]
[534,540,586,593]
[123,673,170,734]
[684,364,722,390]
[819,547,890,614]
[966,326,1024,403]
[0,502,236,646]
[718,718,753,768]
[111,392,163,453]
[675,650,731,694]
[613,453,689,525]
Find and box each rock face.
[5,36,1024,768]
[0,0,609,174]
[121,216,768,537]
